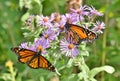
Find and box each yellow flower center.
[5,60,13,68]
[68,44,74,49]
[98,25,102,30]
[43,17,48,22]
[54,12,61,23]
[59,25,64,30]
[37,46,43,52]
[44,34,49,39]
[77,9,82,14]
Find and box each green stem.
[7,21,16,46]
[101,0,109,81]
[78,56,90,81]
[101,25,106,81]
[10,67,16,81]
[53,1,59,12]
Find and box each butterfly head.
[36,46,43,53]
[87,31,98,42]
[49,65,55,72]
[64,22,71,30]
[11,47,21,53]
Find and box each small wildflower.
[40,28,57,43]
[60,15,67,24]
[65,13,79,24]
[50,12,61,23]
[92,21,105,34]
[89,6,103,16]
[54,23,64,35]
[50,13,66,35]
[70,5,89,21]
[28,44,36,52]
[19,38,50,54]
[60,39,79,57]
[5,60,13,68]
[5,60,16,81]
[29,38,50,54]
[58,24,64,32]
[25,15,34,26]
[19,42,28,48]
[36,15,53,28]
[53,16,66,35]
[71,5,89,15]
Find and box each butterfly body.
[65,23,97,45]
[11,47,55,72]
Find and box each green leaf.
[21,12,30,22]
[89,65,115,79]
[1,73,11,81]
[19,0,24,9]
[67,58,73,68]
[28,0,43,15]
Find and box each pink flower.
[60,39,79,57]
[70,5,89,21]
[92,21,105,34]
[36,15,53,28]
[88,6,103,16]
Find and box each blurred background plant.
[0,0,120,81]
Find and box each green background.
[0,0,120,81]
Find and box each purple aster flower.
[40,28,57,44]
[60,15,67,24]
[28,45,36,52]
[25,15,34,26]
[19,38,50,54]
[35,38,49,49]
[53,22,64,35]
[53,15,66,35]
[19,42,28,48]
[70,5,89,21]
[88,6,103,16]
[50,12,61,23]
[29,38,50,54]
[65,13,79,24]
[50,12,66,24]
[49,13,66,35]
[36,15,53,28]
[92,21,105,34]
[60,39,79,57]
[25,15,35,31]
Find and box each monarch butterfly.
[65,22,97,45]
[11,47,55,72]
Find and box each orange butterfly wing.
[11,47,55,72]
[11,47,36,63]
[70,25,88,39]
[65,23,97,44]
[27,54,55,71]
[66,29,81,44]
[65,23,87,44]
